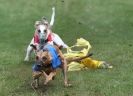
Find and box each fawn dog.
[31,44,92,89]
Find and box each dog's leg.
[54,45,71,86]
[35,78,39,88]
[31,78,39,89]
[61,59,72,87]
[53,33,68,48]
[44,71,56,85]
[24,45,33,61]
[24,38,34,61]
[31,78,38,90]
[42,71,49,85]
[31,71,42,89]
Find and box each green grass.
[0,0,133,96]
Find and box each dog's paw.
[24,58,29,62]
[44,82,48,86]
[64,83,72,87]
[31,82,38,90]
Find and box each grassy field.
[0,0,133,96]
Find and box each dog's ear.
[42,56,47,61]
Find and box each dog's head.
[36,50,51,65]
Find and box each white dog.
[24,7,68,61]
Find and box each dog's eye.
[42,57,47,61]
[44,30,47,33]
[36,56,39,60]
[38,30,41,33]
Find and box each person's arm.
[49,7,55,27]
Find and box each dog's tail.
[67,53,93,63]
